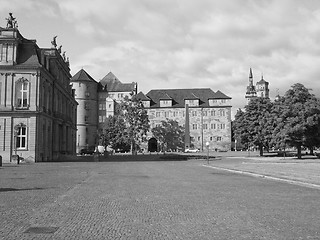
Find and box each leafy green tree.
[120,97,150,154]
[234,97,274,156]
[98,115,130,151]
[273,83,320,158]
[151,119,184,152]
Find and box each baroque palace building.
[0,14,77,162]
[71,68,232,153]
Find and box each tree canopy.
[233,83,320,158]
[151,119,184,152]
[98,97,150,154]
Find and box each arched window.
[15,78,30,109]
[14,123,27,149]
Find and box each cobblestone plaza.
[1,158,320,239]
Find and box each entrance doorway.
[148,138,157,152]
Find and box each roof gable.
[211,90,231,99]
[99,72,136,92]
[71,69,97,83]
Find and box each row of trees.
[233,83,320,158]
[98,97,185,154]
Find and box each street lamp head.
[206,141,210,147]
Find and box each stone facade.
[138,88,232,152]
[71,70,137,153]
[0,25,77,162]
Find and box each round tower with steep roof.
[71,69,98,154]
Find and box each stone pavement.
[1,154,320,239]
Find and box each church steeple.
[245,68,257,100]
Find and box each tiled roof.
[159,93,172,100]
[146,88,230,108]
[99,72,136,92]
[211,90,231,99]
[134,91,150,101]
[71,69,97,83]
[13,38,41,67]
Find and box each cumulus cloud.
[1,0,320,113]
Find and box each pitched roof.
[146,88,230,108]
[16,39,41,66]
[71,69,97,83]
[211,90,231,99]
[159,93,172,100]
[134,91,150,101]
[99,72,136,92]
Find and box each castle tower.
[71,69,98,153]
[245,68,257,101]
[256,75,269,98]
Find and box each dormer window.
[160,99,172,107]
[142,100,150,108]
[185,99,199,106]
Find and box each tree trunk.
[297,144,302,159]
[309,146,314,155]
[259,145,264,156]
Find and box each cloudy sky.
[2,0,320,116]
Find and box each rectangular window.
[16,125,27,149]
[203,124,208,129]
[203,111,207,116]
[0,44,7,62]
[210,137,213,141]
[99,116,102,122]
[192,111,197,117]
[211,123,216,129]
[217,137,222,141]
[156,112,160,117]
[16,80,29,108]
[211,110,215,116]
[192,124,197,130]
[85,92,90,97]
[197,136,201,141]
[164,111,169,118]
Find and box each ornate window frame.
[15,78,30,109]
[14,123,27,150]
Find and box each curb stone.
[203,164,320,190]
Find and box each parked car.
[80,148,95,155]
[185,148,200,153]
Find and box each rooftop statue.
[6,13,17,29]
[51,36,57,48]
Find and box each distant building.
[71,70,137,153]
[137,88,232,152]
[0,16,77,162]
[245,68,269,101]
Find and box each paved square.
[1,160,320,239]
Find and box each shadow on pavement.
[0,187,46,193]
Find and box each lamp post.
[206,141,210,164]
